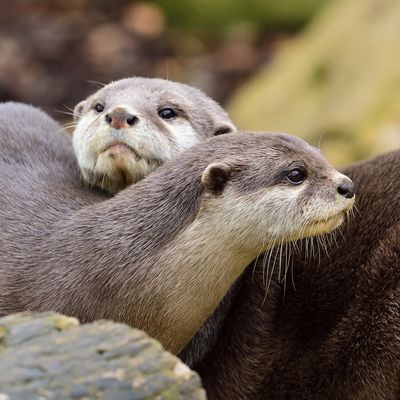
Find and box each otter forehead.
[266,133,327,171]
[198,132,326,167]
[252,133,324,171]
[93,78,212,112]
[247,133,330,174]
[168,131,341,195]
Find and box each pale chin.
[91,153,143,192]
[98,151,139,172]
[280,213,345,243]
[305,213,345,237]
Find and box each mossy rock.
[228,0,400,166]
[0,312,206,399]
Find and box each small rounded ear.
[213,121,237,136]
[202,162,235,195]
[73,100,87,122]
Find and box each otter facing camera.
[72,77,237,194]
[105,109,139,129]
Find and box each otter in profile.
[186,150,400,399]
[72,77,236,194]
[0,103,354,354]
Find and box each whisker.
[320,233,332,264]
[262,258,276,307]
[56,127,68,135]
[62,122,78,129]
[87,80,107,88]
[317,129,327,150]
[337,224,345,241]
[252,237,267,283]
[282,242,293,301]
[54,109,77,117]
[263,234,277,286]
[291,257,296,291]
[85,113,103,138]
[331,228,339,248]
[165,59,170,81]
[63,104,76,113]
[263,233,284,303]
[278,238,284,282]
[353,203,361,217]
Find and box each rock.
[228,0,400,166]
[0,312,206,399]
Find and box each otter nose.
[337,180,355,199]
[105,109,139,129]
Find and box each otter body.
[73,77,236,194]
[187,150,400,399]
[0,103,353,354]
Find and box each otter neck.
[146,211,267,353]
[48,162,268,354]
[87,195,266,354]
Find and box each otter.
[72,77,236,194]
[0,102,354,354]
[183,150,400,399]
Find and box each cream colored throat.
[143,214,263,354]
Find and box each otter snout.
[105,108,139,129]
[337,179,354,199]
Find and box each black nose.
[126,115,139,125]
[337,180,355,199]
[105,109,139,128]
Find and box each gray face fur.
[73,77,236,194]
[0,103,353,353]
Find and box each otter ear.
[73,100,87,122]
[202,162,235,195]
[213,121,237,136]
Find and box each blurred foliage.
[0,0,326,119]
[228,0,400,166]
[153,0,327,39]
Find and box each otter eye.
[158,108,176,120]
[286,168,306,185]
[94,103,104,113]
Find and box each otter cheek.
[170,121,200,152]
[73,131,94,171]
[132,128,171,162]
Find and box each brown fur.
[184,150,400,399]
[0,102,352,354]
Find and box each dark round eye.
[94,103,104,113]
[158,108,176,120]
[286,169,306,185]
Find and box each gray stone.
[0,312,206,400]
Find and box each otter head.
[197,132,355,253]
[72,77,236,194]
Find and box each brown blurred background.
[1,0,400,166]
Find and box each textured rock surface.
[228,0,400,166]
[0,312,206,399]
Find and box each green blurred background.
[1,0,399,166]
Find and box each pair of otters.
[0,78,397,398]
[0,77,353,351]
